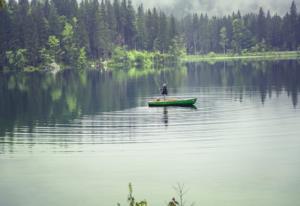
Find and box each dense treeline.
[0,0,300,70]
[183,1,300,54]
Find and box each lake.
[1,60,300,206]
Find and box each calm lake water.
[1,60,300,206]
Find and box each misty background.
[132,0,300,16]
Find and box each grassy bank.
[183,51,300,62]
[3,50,299,72]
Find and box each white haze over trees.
[132,0,300,16]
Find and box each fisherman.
[161,83,168,100]
[168,198,179,206]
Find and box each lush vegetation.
[0,0,300,71]
[108,39,185,70]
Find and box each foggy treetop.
[132,0,300,17]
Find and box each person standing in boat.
[161,83,168,100]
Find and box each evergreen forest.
[0,0,300,70]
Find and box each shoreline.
[183,51,300,62]
[1,51,300,72]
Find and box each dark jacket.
[161,85,168,95]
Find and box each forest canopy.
[0,0,299,70]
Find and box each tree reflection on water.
[0,60,299,140]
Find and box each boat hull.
[148,98,197,107]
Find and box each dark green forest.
[0,0,300,70]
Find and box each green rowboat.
[148,98,197,107]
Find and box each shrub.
[208,52,216,57]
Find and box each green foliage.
[118,183,196,206]
[219,26,228,54]
[15,49,28,68]
[39,36,61,68]
[48,36,60,50]
[256,8,266,43]
[39,48,53,66]
[109,46,153,69]
[24,66,40,72]
[168,36,186,60]
[232,19,243,53]
[136,5,146,50]
[51,89,62,102]
[118,183,147,206]
[1,0,300,70]
[5,49,28,70]
[48,35,60,57]
[66,95,77,112]
[251,39,268,52]
[208,52,216,57]
[231,18,254,53]
[109,46,130,68]
[61,21,77,64]
[109,46,178,70]
[76,48,88,69]
[6,51,14,66]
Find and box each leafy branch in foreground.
[118,183,195,206]
[171,183,195,206]
[118,183,148,206]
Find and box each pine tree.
[198,14,210,53]
[105,0,117,44]
[219,26,228,54]
[169,15,178,41]
[99,0,111,57]
[88,0,102,58]
[52,0,77,19]
[210,17,221,52]
[0,3,10,67]
[44,0,61,37]
[77,1,90,56]
[16,0,30,49]
[157,12,168,52]
[61,20,77,64]
[145,8,159,51]
[124,0,137,49]
[191,14,200,54]
[31,0,50,63]
[270,14,283,49]
[232,18,247,53]
[182,14,193,54]
[1,0,300,69]
[288,1,297,50]
[136,4,146,50]
[256,7,266,43]
[6,0,18,51]
[113,0,121,35]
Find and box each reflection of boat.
[163,107,168,126]
[148,98,197,107]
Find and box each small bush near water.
[117,183,195,206]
